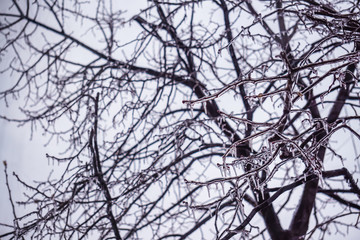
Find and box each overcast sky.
[1,1,360,239]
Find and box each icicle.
[191,208,196,220]
[184,179,192,193]
[291,146,296,157]
[231,147,236,158]
[259,184,264,200]
[251,175,257,189]
[303,169,308,181]
[227,165,231,176]
[222,156,227,177]
[320,95,324,109]
[203,102,208,115]
[232,165,237,176]
[261,64,267,74]
[188,103,194,118]
[218,164,224,177]
[206,185,211,198]
[301,119,307,129]
[220,114,226,124]
[220,181,225,195]
[239,202,245,221]
[185,201,191,215]
[208,206,213,217]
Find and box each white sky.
[1,0,360,239]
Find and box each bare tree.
[1,0,360,239]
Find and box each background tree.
[1,0,360,239]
